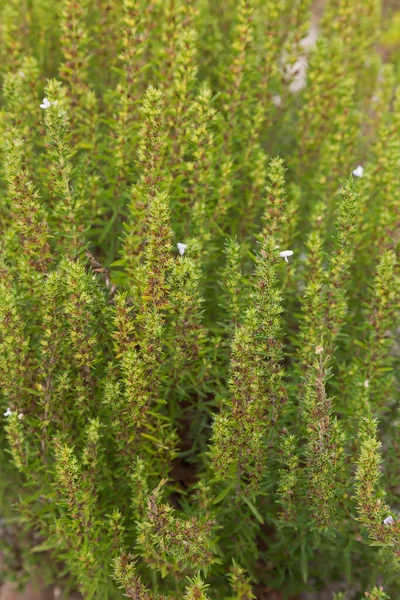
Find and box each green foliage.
[0,0,400,598]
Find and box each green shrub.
[0,0,399,598]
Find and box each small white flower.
[272,95,282,107]
[177,242,188,256]
[40,97,51,109]
[315,346,324,355]
[18,413,24,420]
[279,250,294,263]
[384,515,394,526]
[352,165,364,178]
[364,379,369,389]
[4,407,12,417]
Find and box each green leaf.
[140,432,170,450]
[300,536,308,583]
[244,497,264,524]
[213,483,234,505]
[31,539,59,553]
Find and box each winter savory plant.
[0,0,399,598]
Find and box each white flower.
[40,97,51,109]
[4,407,12,417]
[18,413,24,420]
[364,379,369,389]
[177,242,188,256]
[272,95,282,107]
[315,346,324,355]
[40,98,58,110]
[352,165,364,178]
[384,515,394,526]
[279,250,294,263]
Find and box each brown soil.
[0,580,53,600]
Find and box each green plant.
[0,0,399,598]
